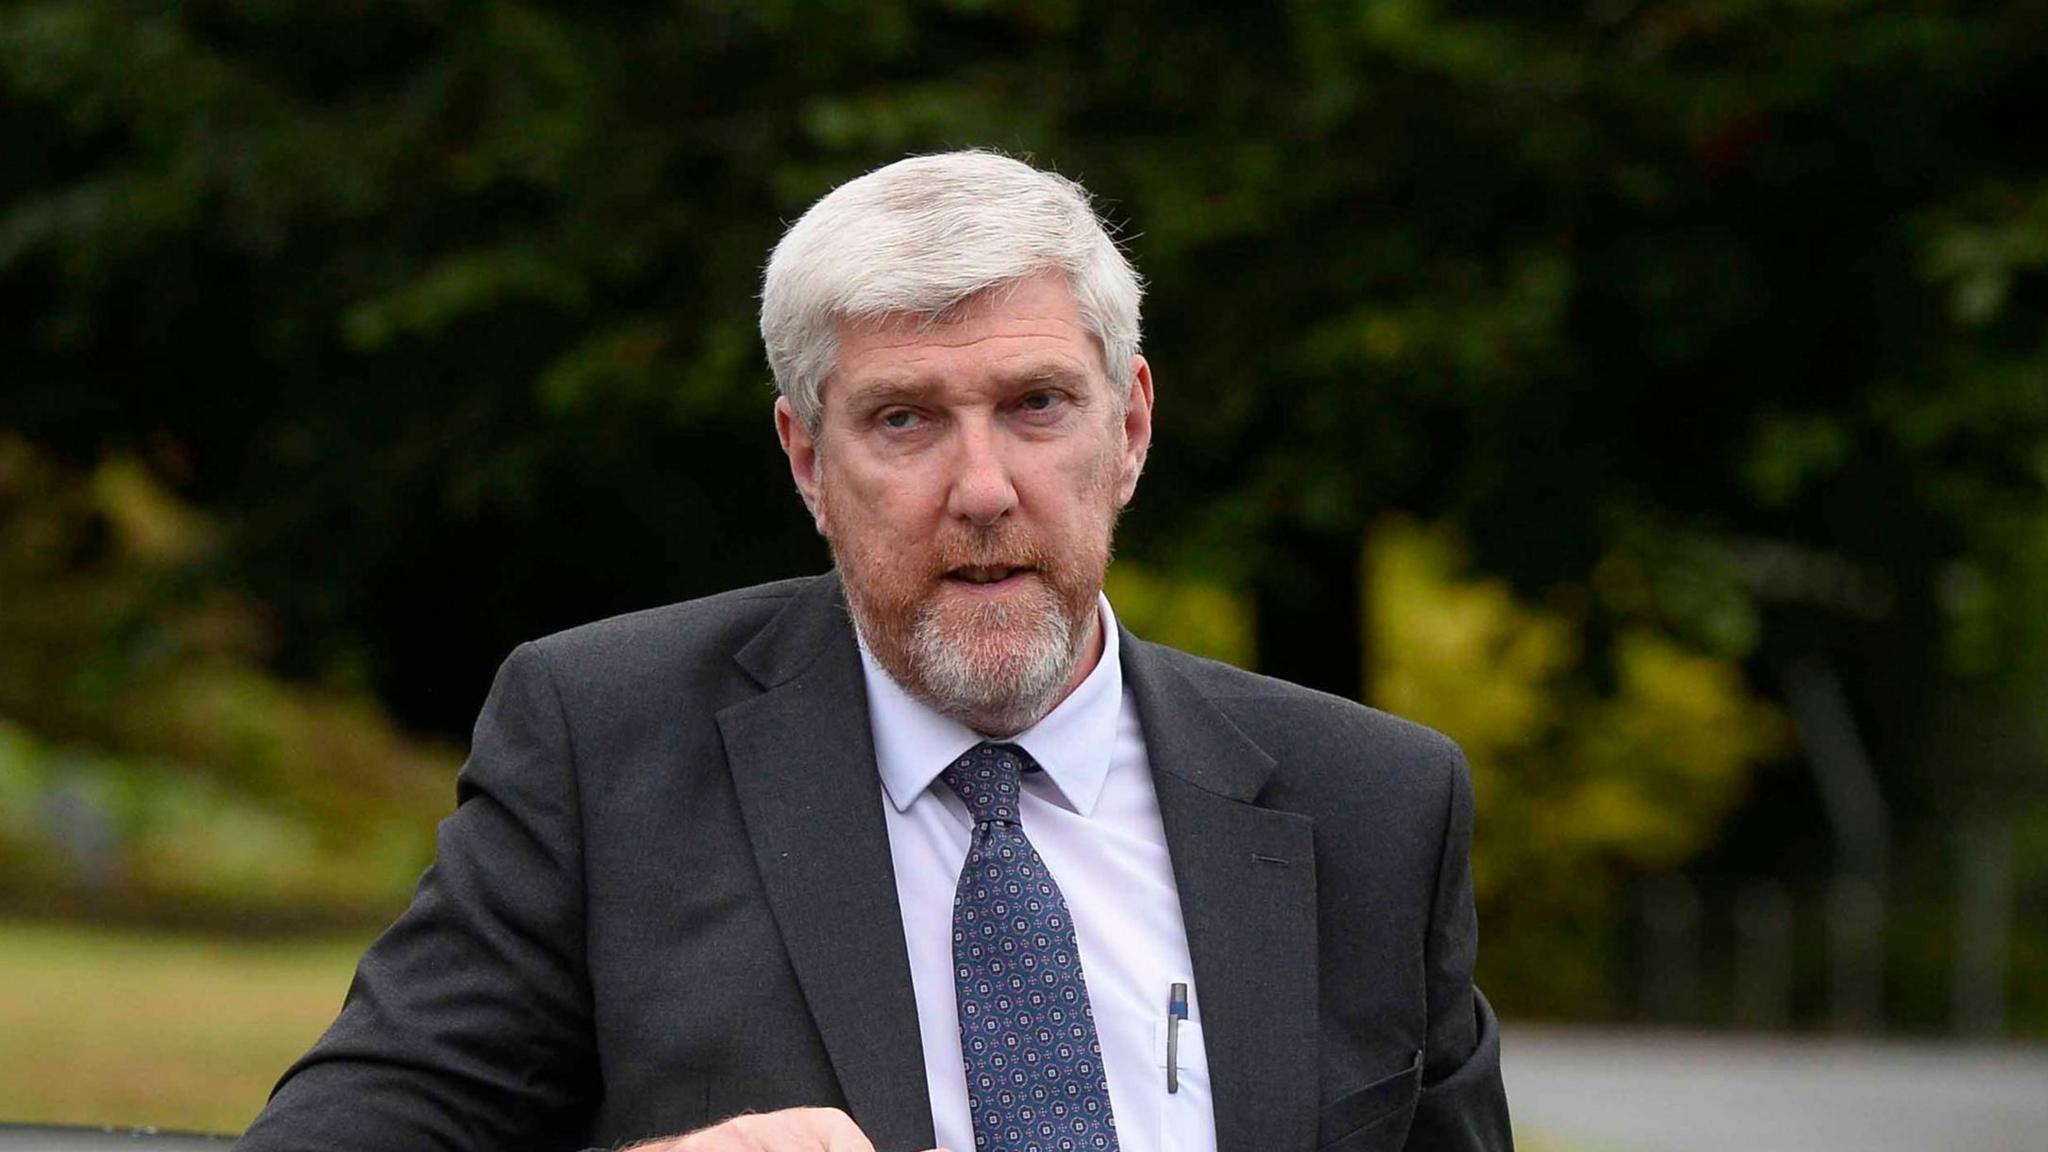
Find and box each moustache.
[927,528,1056,579]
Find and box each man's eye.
[880,409,920,430]
[1019,391,1062,412]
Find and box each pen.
[1167,982,1188,1094]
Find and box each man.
[238,151,1510,1152]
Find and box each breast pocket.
[1315,1052,1422,1152]
[1153,1018,1217,1152]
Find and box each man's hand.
[628,1106,947,1152]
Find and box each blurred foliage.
[1371,519,1785,1010]
[1114,528,1788,1013]
[4,0,2044,717]
[1,0,2038,731]
[1374,520,1784,888]
[1103,561,1256,671]
[0,0,2045,1026]
[2011,802,2048,1031]
[0,437,450,928]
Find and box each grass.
[0,919,374,1135]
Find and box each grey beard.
[902,593,1082,737]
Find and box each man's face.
[776,273,1154,736]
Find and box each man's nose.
[946,421,1018,526]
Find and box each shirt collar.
[860,594,1122,818]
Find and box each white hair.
[759,151,1144,432]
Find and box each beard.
[828,509,1110,737]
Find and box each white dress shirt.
[858,596,1217,1152]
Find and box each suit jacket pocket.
[1315,1052,1422,1151]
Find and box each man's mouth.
[947,564,1029,586]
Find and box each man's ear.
[1116,355,1155,507]
[774,396,827,534]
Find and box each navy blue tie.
[942,742,1120,1152]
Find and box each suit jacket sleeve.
[237,641,600,1152]
[1405,739,1513,1150]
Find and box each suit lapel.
[1124,632,1321,1152]
[717,575,934,1152]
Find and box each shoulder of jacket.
[1141,639,1467,780]
[521,574,818,672]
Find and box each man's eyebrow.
[841,363,1094,401]
[999,364,1092,388]
[839,376,936,406]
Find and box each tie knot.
[939,742,1032,826]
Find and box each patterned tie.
[941,742,1120,1152]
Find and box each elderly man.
[237,152,1510,1152]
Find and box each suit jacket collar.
[722,574,1321,1152]
[1117,621,1275,801]
[719,574,935,1150]
[731,568,856,689]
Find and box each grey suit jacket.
[238,573,1510,1152]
